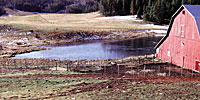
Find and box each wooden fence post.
[144,65,146,76]
[117,64,120,76]
[169,65,171,76]
[77,59,79,72]
[14,59,16,68]
[137,65,139,76]
[56,61,58,71]
[192,65,194,77]
[131,64,133,77]
[25,59,27,68]
[181,57,185,76]
[152,56,154,64]
[138,56,140,64]
[169,57,172,76]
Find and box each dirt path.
[2,73,197,100]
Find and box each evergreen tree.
[0,7,5,16]
[115,0,123,15]
[157,0,161,6]
[136,0,142,19]
[131,0,137,15]
[182,0,185,4]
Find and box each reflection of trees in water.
[102,36,163,56]
[15,36,163,60]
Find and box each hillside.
[0,12,167,32]
[2,8,34,16]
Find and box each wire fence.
[0,58,199,77]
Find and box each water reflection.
[14,36,163,60]
[102,36,162,56]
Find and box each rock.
[106,85,112,88]
[16,42,23,45]
[122,90,126,93]
[157,73,167,76]
[35,34,41,39]
[29,30,34,33]
[108,61,117,66]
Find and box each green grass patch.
[0,77,105,100]
[0,70,82,77]
[0,72,36,77]
[40,71,81,75]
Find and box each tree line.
[100,0,200,24]
[0,0,99,15]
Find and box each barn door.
[195,61,200,71]
[181,40,186,67]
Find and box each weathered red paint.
[155,5,200,72]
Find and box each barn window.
[182,11,185,15]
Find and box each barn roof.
[155,5,200,49]
[184,5,200,18]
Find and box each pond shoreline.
[13,35,162,60]
[0,25,163,59]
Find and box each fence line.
[0,58,199,77]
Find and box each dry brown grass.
[0,12,149,32]
[4,8,33,16]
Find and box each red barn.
[155,5,200,72]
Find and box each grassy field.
[1,70,200,100]
[67,81,200,100]
[0,71,105,100]
[0,12,150,33]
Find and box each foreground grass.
[0,12,148,32]
[0,71,104,100]
[0,69,200,100]
[60,81,200,100]
[0,71,81,77]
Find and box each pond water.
[14,36,163,60]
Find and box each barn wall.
[156,8,200,71]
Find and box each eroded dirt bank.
[0,25,156,58]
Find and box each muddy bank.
[0,25,157,58]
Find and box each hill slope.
[3,8,34,16]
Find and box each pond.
[14,36,163,60]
